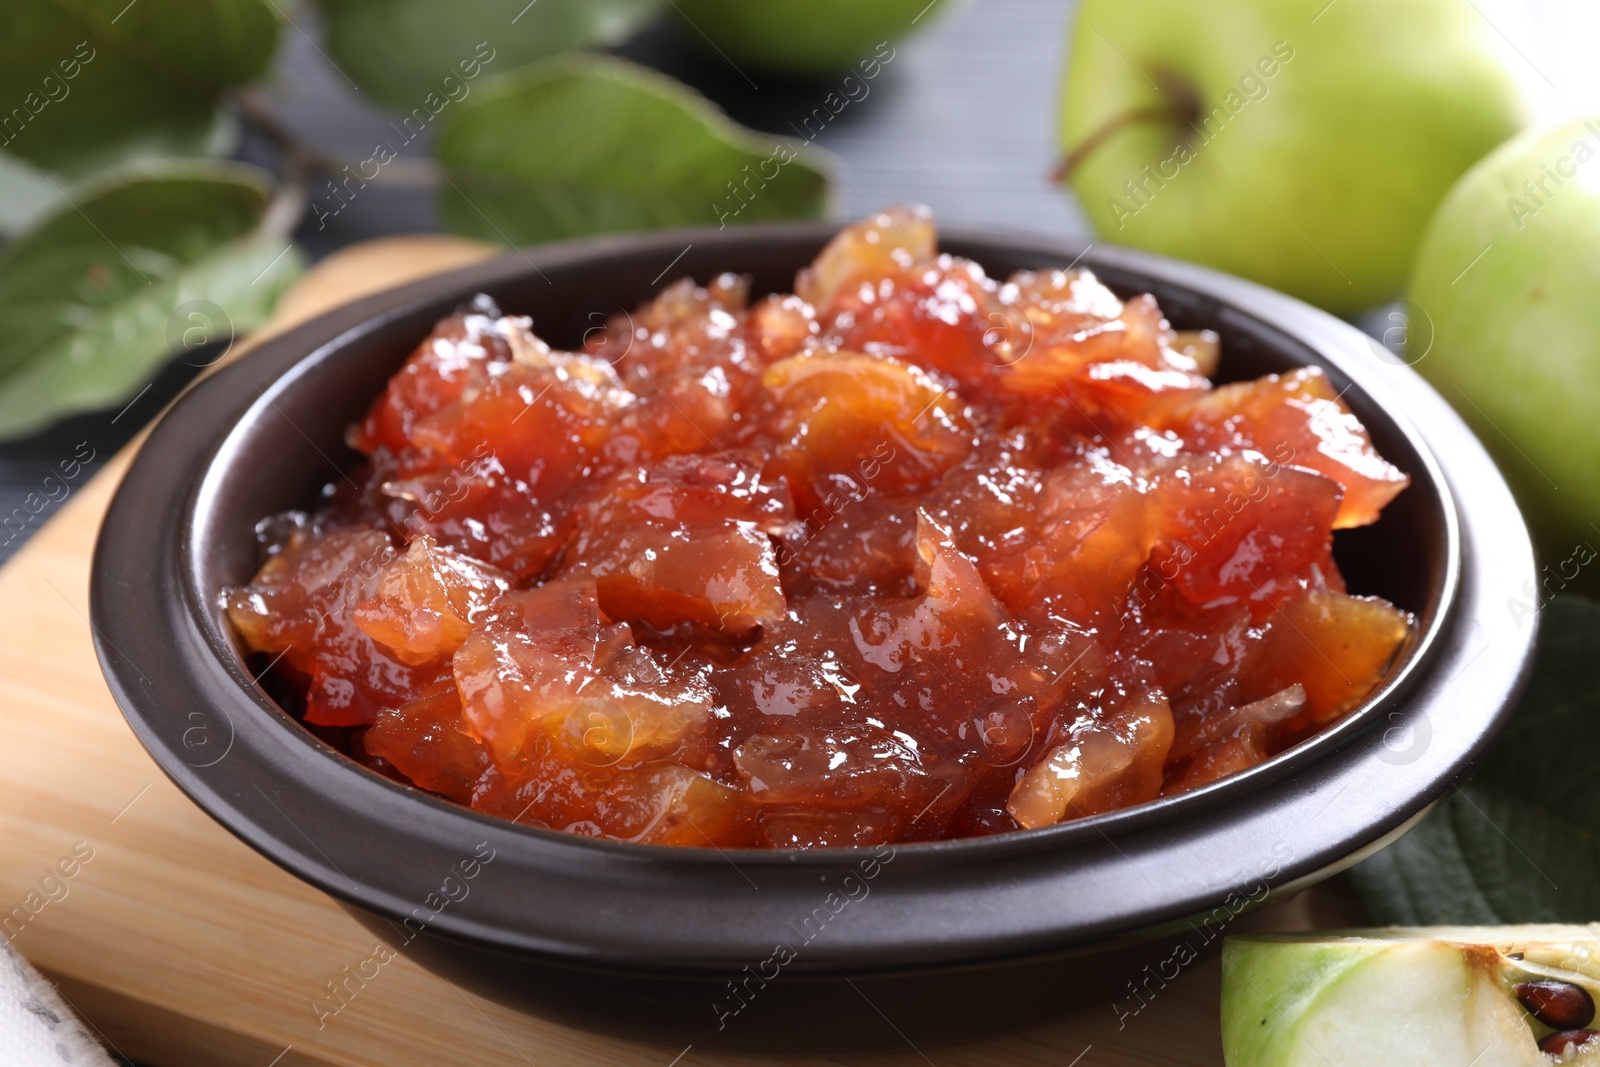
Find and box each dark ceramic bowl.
[91,223,1537,1053]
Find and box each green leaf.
[1351,594,1600,923]
[0,159,304,440]
[0,0,277,174]
[318,0,662,110]
[0,150,62,237]
[435,55,832,244]
[47,0,280,87]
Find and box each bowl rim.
[91,220,1537,974]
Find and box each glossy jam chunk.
[353,535,511,665]
[1162,368,1409,528]
[1007,689,1175,828]
[759,351,973,516]
[229,207,1414,848]
[566,456,791,638]
[227,525,444,727]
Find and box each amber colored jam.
[227,207,1413,848]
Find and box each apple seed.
[1539,1029,1600,1057]
[1516,980,1595,1030]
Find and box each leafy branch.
[0,0,846,439]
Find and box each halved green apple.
[1223,927,1600,1065]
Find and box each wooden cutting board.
[0,237,1359,1067]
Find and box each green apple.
[671,0,945,76]
[1058,0,1530,315]
[1223,927,1600,1065]
[1408,118,1600,573]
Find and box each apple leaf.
[0,150,62,237]
[318,0,662,110]
[0,0,277,174]
[0,160,304,441]
[435,55,831,244]
[1350,595,1600,923]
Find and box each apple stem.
[1054,105,1189,183]
[1054,72,1201,183]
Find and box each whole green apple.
[1224,928,1600,1066]
[671,0,944,76]
[1058,0,1529,314]
[1409,118,1600,575]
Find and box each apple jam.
[227,207,1413,848]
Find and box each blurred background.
[0,0,1595,562]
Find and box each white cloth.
[0,941,114,1067]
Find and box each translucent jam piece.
[351,296,524,455]
[227,526,443,727]
[797,204,937,316]
[564,456,791,638]
[364,682,488,802]
[410,354,630,492]
[1241,589,1412,737]
[579,764,756,846]
[452,577,717,773]
[1163,367,1409,528]
[746,293,819,364]
[758,350,974,517]
[735,723,935,810]
[1164,728,1267,795]
[1007,689,1175,829]
[998,289,1210,420]
[1148,454,1342,607]
[353,535,510,665]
